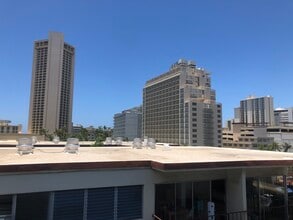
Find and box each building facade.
[113,106,142,140]
[0,120,22,134]
[143,59,222,146]
[237,96,274,126]
[267,126,293,150]
[274,107,293,126]
[222,123,274,148]
[28,32,75,134]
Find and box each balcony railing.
[153,210,249,220]
[152,213,163,220]
[213,211,248,220]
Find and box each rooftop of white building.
[0,145,293,173]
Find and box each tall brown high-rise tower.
[28,32,75,134]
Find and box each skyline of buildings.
[1,3,293,219]
[223,95,293,150]
[1,1,293,132]
[28,32,75,135]
[0,31,292,145]
[143,59,222,146]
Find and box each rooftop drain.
[17,138,34,155]
[64,138,79,153]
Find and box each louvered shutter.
[53,189,84,220]
[117,185,143,220]
[87,187,115,220]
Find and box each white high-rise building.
[143,59,222,147]
[28,32,75,134]
[274,107,293,126]
[113,106,142,141]
[236,96,274,126]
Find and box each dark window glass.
[54,190,84,220]
[87,187,114,220]
[16,192,49,220]
[117,185,143,220]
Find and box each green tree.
[79,127,89,141]
[257,142,292,152]
[94,126,113,142]
[282,142,292,152]
[40,128,53,141]
[54,128,68,141]
[92,137,104,146]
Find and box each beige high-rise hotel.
[28,32,75,134]
[143,59,222,147]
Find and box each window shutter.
[53,189,84,220]
[87,187,115,220]
[117,185,143,220]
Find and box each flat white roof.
[0,146,293,172]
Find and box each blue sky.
[1,0,293,130]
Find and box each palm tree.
[282,142,292,152]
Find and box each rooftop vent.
[17,138,34,155]
[105,137,112,145]
[147,138,156,149]
[53,136,60,144]
[133,138,142,149]
[31,136,38,145]
[64,138,79,153]
[163,143,171,151]
[115,137,123,145]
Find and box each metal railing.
[213,211,248,220]
[153,210,249,220]
[152,213,163,220]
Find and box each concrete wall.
[0,134,44,141]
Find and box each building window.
[0,195,13,219]
[54,190,84,220]
[87,187,114,219]
[16,192,50,220]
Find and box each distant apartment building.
[222,123,273,148]
[72,124,94,140]
[267,126,293,149]
[274,107,293,126]
[113,106,142,140]
[143,59,222,147]
[72,124,83,135]
[28,32,75,135]
[0,120,22,134]
[235,96,274,126]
